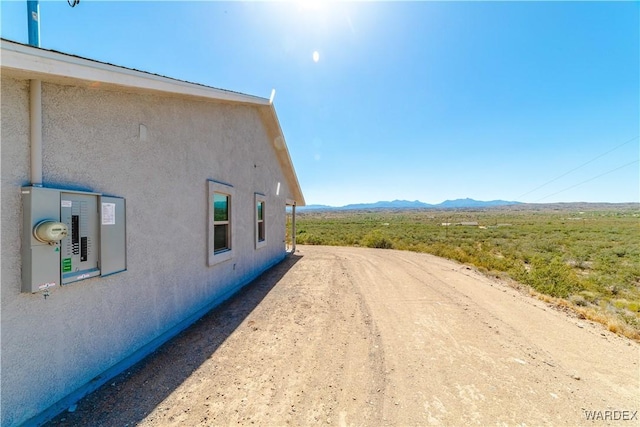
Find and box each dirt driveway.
[48,245,639,426]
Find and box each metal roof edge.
[265,103,306,206]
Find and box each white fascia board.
[266,104,306,206]
[1,40,270,106]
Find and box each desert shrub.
[578,290,599,303]
[298,234,325,245]
[523,258,579,298]
[627,301,640,313]
[361,230,394,249]
[569,294,589,307]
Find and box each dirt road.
[48,245,639,426]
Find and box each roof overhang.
[0,39,305,205]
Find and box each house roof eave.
[262,103,306,207]
[1,39,305,205]
[0,39,269,106]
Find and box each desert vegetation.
[294,204,640,340]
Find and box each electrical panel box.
[60,192,100,284]
[100,196,127,277]
[22,186,126,293]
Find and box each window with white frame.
[208,180,234,265]
[214,193,231,252]
[255,193,267,249]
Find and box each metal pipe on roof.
[27,1,40,47]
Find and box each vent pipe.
[27,1,40,47]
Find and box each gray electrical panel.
[60,192,100,284]
[100,196,126,277]
[22,186,126,293]
[21,187,62,293]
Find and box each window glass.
[214,224,228,252]
[213,192,230,253]
[214,193,228,221]
[258,221,265,242]
[255,195,267,248]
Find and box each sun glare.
[313,51,320,63]
[297,0,324,12]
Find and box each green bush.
[519,258,579,298]
[298,233,325,245]
[361,230,394,249]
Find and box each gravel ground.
[47,245,639,426]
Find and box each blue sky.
[2,1,638,206]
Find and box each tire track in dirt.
[326,246,639,426]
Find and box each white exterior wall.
[1,75,295,426]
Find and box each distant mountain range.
[300,198,523,211]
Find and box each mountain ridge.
[300,198,523,211]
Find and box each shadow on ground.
[45,253,302,427]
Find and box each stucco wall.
[1,76,294,426]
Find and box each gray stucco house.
[1,39,304,426]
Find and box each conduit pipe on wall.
[30,79,43,186]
